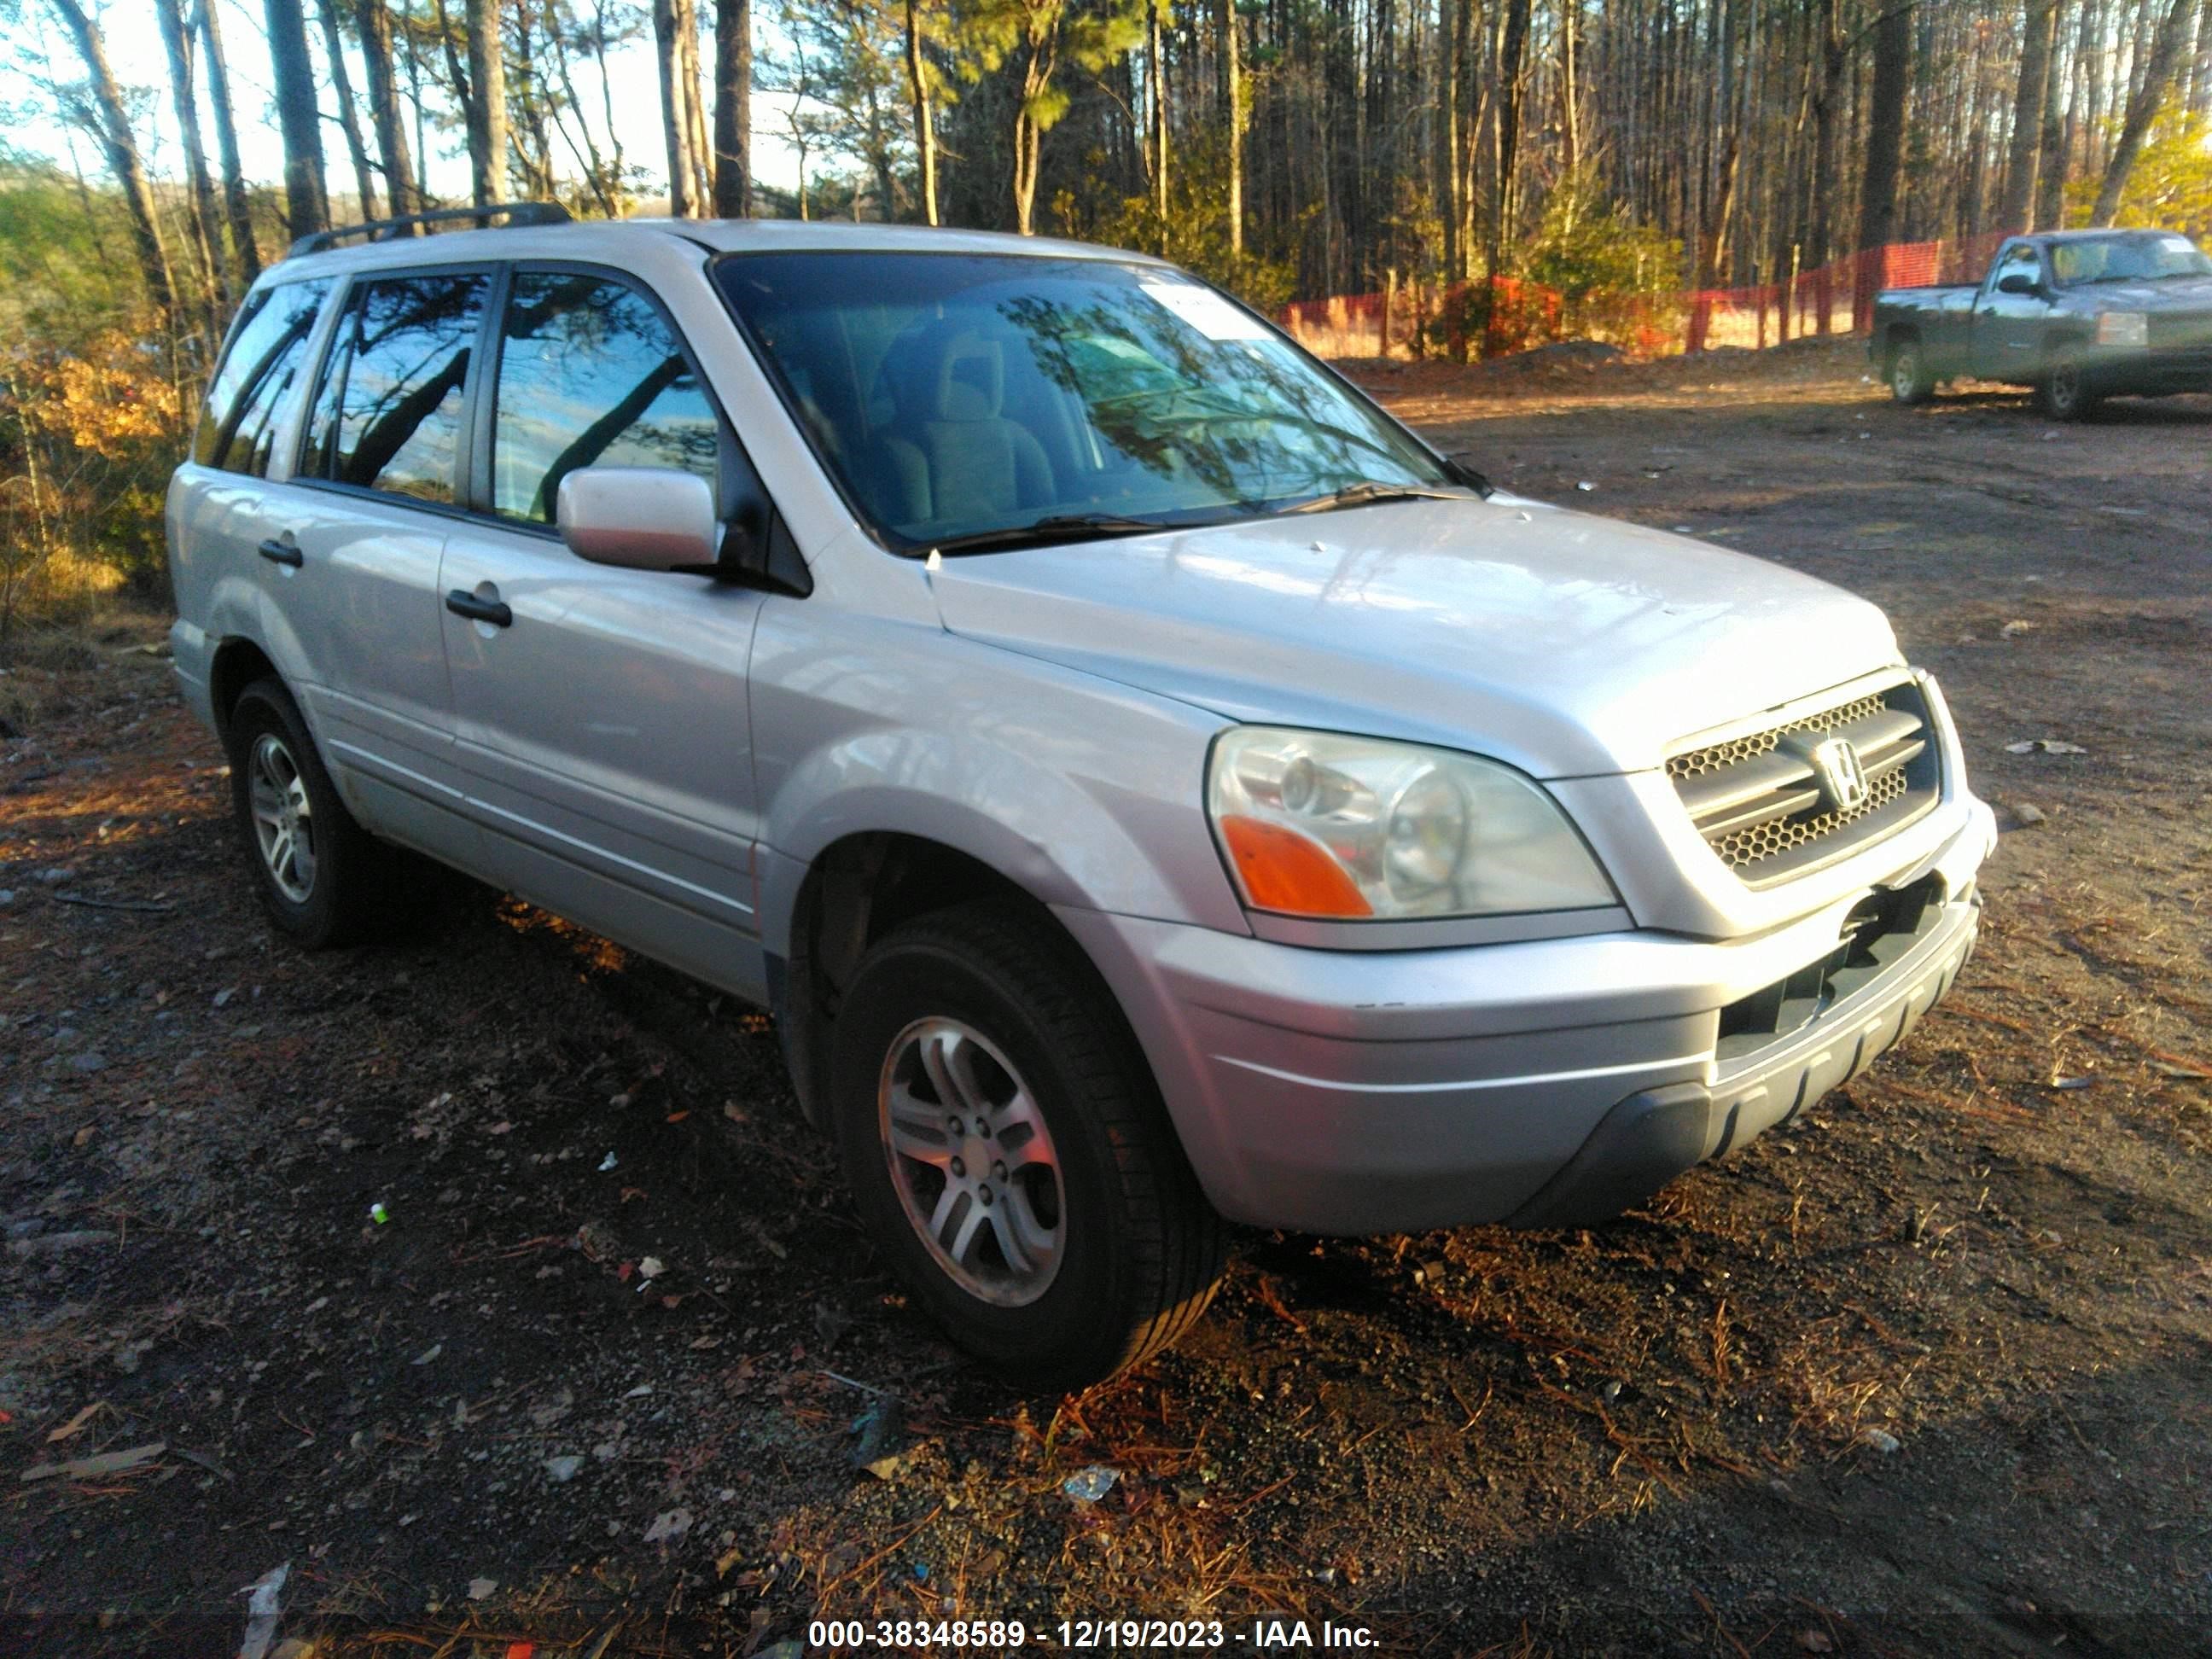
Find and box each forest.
[1,0,2209,627]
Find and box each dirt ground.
[3,344,2209,1659]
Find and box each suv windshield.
[2050,232,2212,286]
[713,252,1457,551]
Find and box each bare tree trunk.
[508,0,558,197]
[1559,0,1579,178]
[678,0,713,212]
[654,0,698,214]
[905,0,938,224]
[265,0,333,239]
[2034,0,2069,229]
[1012,43,1057,236]
[1858,0,1911,253]
[49,0,179,311]
[1222,0,1243,258]
[154,0,226,312]
[2093,0,2198,222]
[317,0,382,218]
[197,0,262,281]
[713,0,752,216]
[2000,0,2057,230]
[465,0,510,205]
[2193,0,2212,114]
[356,0,421,223]
[1149,0,1170,237]
[1487,0,1530,289]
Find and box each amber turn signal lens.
[1217,814,1373,917]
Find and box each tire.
[2036,349,2099,422]
[1887,338,1936,405]
[224,678,419,948]
[829,902,1226,1390]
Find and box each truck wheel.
[1888,340,1936,405]
[829,901,1225,1390]
[225,678,419,948]
[2037,350,2099,422]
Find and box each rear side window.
[194,279,330,474]
[491,272,720,522]
[301,272,488,503]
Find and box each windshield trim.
[707,247,1474,559]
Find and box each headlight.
[1206,726,1615,919]
[2096,312,2148,348]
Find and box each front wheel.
[1888,339,1936,405]
[2036,350,2099,421]
[830,903,1225,1390]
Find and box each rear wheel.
[1888,338,1936,405]
[225,678,421,948]
[2037,349,2099,421]
[830,902,1225,1389]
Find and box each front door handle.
[257,536,303,568]
[445,588,513,628]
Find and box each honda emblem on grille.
[1808,736,1869,811]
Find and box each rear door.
[436,265,773,1000]
[168,276,334,689]
[278,267,495,867]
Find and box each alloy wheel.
[247,731,317,903]
[876,1016,1066,1307]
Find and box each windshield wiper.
[924,513,1171,556]
[1283,481,1481,515]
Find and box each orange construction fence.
[1280,232,2013,361]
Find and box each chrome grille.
[1668,682,1940,884]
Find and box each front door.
[438,267,771,1001]
[1972,241,2052,383]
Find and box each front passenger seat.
[890,331,1055,527]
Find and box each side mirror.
[556,466,720,573]
[1995,271,2040,296]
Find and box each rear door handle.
[445,589,513,628]
[257,537,303,568]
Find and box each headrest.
[929,332,1004,422]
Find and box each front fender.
[749,609,1250,960]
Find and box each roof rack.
[287,201,573,259]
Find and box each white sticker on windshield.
[1139,281,1272,341]
[2160,234,2197,255]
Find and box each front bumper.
[1061,797,1994,1234]
[2087,350,2212,397]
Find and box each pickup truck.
[1871,228,2212,419]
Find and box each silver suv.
[169,207,1996,1387]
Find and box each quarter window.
[194,279,330,474]
[491,272,720,523]
[301,272,488,503]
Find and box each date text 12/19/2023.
[806,1619,1382,1650]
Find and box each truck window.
[489,272,721,523]
[300,272,489,504]
[1990,243,2042,289]
[193,279,331,475]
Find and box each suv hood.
[926,495,1903,779]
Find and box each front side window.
[713,253,1451,550]
[301,272,488,503]
[194,278,330,474]
[491,272,721,522]
[1992,243,2043,288]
